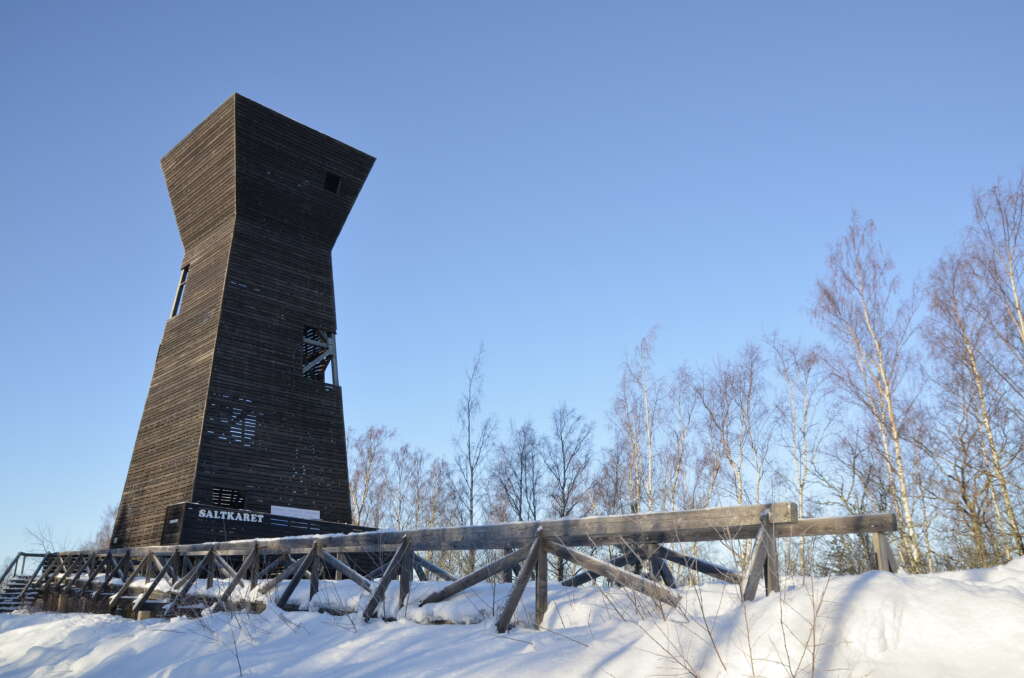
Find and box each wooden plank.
[61,554,92,594]
[256,552,289,579]
[109,553,154,611]
[762,510,780,594]
[495,530,543,633]
[38,556,64,594]
[92,552,130,600]
[331,550,345,580]
[257,554,306,595]
[365,562,387,579]
[502,548,514,583]
[88,503,801,557]
[212,552,238,580]
[248,546,260,589]
[79,551,109,597]
[548,541,679,607]
[872,532,897,573]
[535,538,547,628]
[132,550,176,614]
[399,548,413,608]
[174,550,214,600]
[649,554,675,587]
[57,508,902,560]
[309,545,321,604]
[276,544,319,608]
[740,525,769,602]
[0,554,18,585]
[653,547,739,584]
[214,544,260,611]
[171,551,209,593]
[413,556,456,582]
[18,556,51,602]
[363,536,411,622]
[419,547,530,606]
[319,550,372,592]
[560,552,633,587]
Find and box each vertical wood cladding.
[112,94,374,547]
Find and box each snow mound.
[2,559,1023,677]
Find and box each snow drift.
[1,558,1023,677]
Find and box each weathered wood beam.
[79,551,109,597]
[740,524,770,602]
[365,563,387,579]
[109,553,154,611]
[212,552,238,580]
[214,544,260,611]
[319,550,372,591]
[420,547,530,606]
[46,509,899,564]
[257,554,307,596]
[652,547,740,584]
[872,532,897,573]
[173,550,214,600]
[773,513,897,538]
[495,530,543,633]
[535,538,548,628]
[171,551,208,593]
[548,541,679,607]
[399,547,413,608]
[17,556,51,602]
[413,556,456,582]
[309,547,321,604]
[256,552,289,580]
[363,536,412,622]
[57,503,803,557]
[649,554,675,587]
[559,552,634,587]
[276,544,320,608]
[248,546,260,589]
[92,552,130,600]
[61,554,92,594]
[761,511,779,595]
[132,550,176,614]
[37,556,63,594]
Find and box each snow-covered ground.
[2,559,1023,677]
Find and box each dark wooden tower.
[111,94,374,547]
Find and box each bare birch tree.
[540,405,594,578]
[694,346,773,508]
[610,329,662,512]
[453,345,497,569]
[490,421,543,522]
[348,426,395,528]
[924,253,1023,557]
[542,405,593,520]
[768,334,833,574]
[813,217,925,570]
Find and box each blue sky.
[1,1,1022,559]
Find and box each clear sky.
[1,1,1022,560]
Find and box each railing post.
[871,532,896,573]
[762,510,779,595]
[535,537,548,629]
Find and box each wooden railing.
[21,502,898,631]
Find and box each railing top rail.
[47,504,897,559]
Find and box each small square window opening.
[323,172,341,193]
